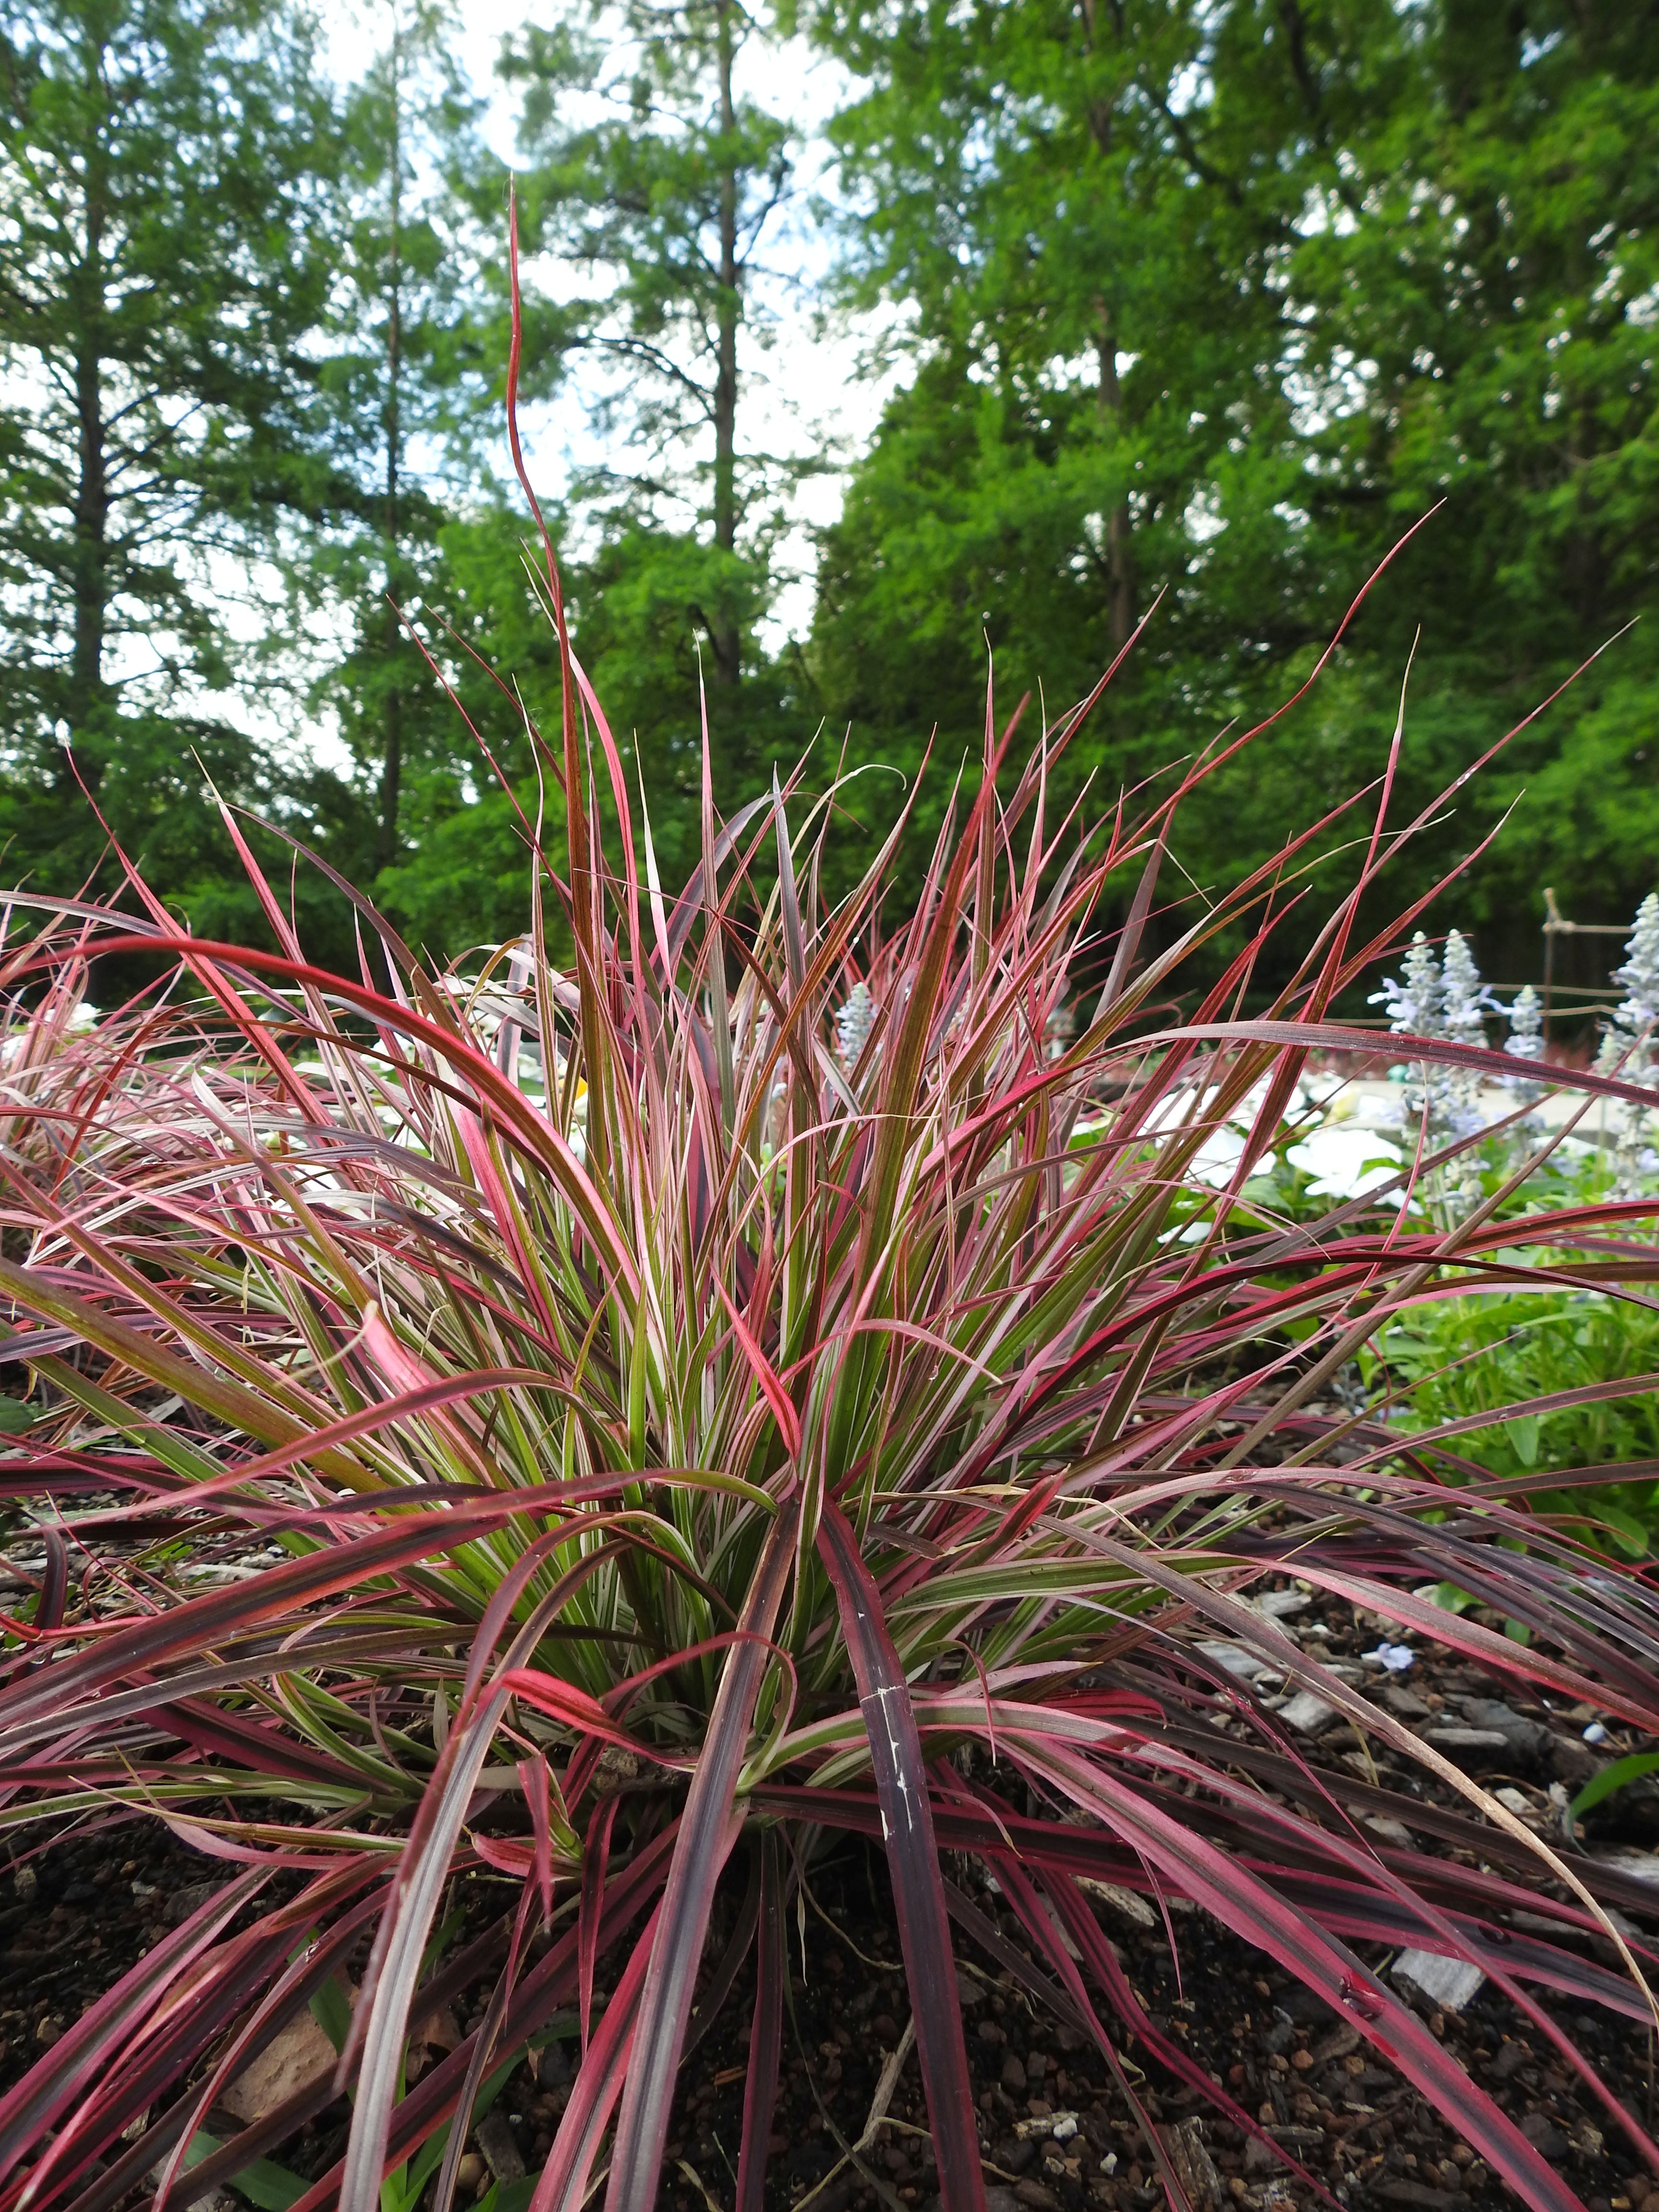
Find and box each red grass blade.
[602,1501,800,2212]
[735,1837,785,2212]
[817,1500,986,2212]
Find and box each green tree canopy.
[801,0,1659,994]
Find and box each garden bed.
[7,1588,1658,2212]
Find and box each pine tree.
[498,0,802,878]
[0,0,344,899]
[300,0,498,887]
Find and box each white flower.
[1440,930,1496,1050]
[835,981,876,1072]
[1506,984,1545,1063]
[1286,1126,1403,1199]
[1596,891,1659,1193]
[1189,1125,1275,1188]
[1610,891,1659,1036]
[1370,931,1443,1038]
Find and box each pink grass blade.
[0,1870,266,2182]
[527,1904,658,2212]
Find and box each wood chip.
[1077,1877,1155,1927]
[476,2111,525,2183]
[1158,2118,1225,2208]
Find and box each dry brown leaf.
[224,1979,357,2124]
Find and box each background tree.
[800,0,1659,997]
[0,0,345,907]
[297,0,506,899]
[498,0,804,879]
[1277,0,1659,976]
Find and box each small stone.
[167,1879,228,1926]
[455,2155,483,2194]
[1394,1950,1484,2012]
[1383,1684,1430,1718]
[1290,2048,1314,2072]
[1424,1726,1511,1760]
[1459,1698,1548,1756]
[1595,1848,1659,1886]
[35,2017,62,2047]
[1310,2026,1360,2064]
[1365,1815,1413,1846]
[1518,2111,1568,2160]
[873,2012,900,2042]
[1002,2052,1028,2094]
[1280,1691,1338,1736]
[1195,1640,1275,1681]
[14,1865,36,1902]
[1251,1590,1311,1621]
[1551,1735,1601,1784]
[591,1743,641,1794]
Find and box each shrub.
[3,328,1659,2212]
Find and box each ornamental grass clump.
[4,328,1659,2212]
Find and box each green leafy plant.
[4,251,1659,2212]
[1365,1280,1659,1556]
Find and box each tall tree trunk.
[709,0,741,688]
[69,64,108,745]
[1079,0,1136,653]
[1096,308,1136,653]
[70,341,108,736]
[377,13,405,876]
